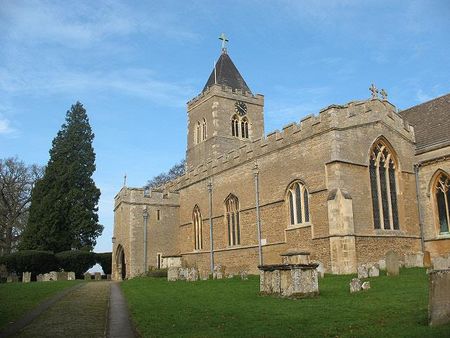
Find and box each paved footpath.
[0,281,136,338]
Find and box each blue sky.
[1,0,449,254]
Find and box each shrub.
[56,250,96,279]
[146,268,168,278]
[0,250,58,275]
[96,252,112,275]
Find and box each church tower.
[186,35,265,169]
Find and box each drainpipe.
[143,207,149,273]
[208,179,215,274]
[253,161,263,266]
[414,164,425,252]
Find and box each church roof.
[202,52,252,94]
[399,93,450,153]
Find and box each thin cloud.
[0,117,14,135]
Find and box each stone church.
[112,43,450,280]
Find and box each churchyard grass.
[121,268,450,337]
[0,280,82,330]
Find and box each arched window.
[202,118,207,141]
[434,172,450,234]
[195,121,201,144]
[231,115,239,137]
[241,118,249,138]
[287,181,310,225]
[225,194,240,246]
[193,205,203,250]
[369,140,399,230]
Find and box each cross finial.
[380,88,388,100]
[369,83,379,99]
[123,173,127,187]
[219,33,229,52]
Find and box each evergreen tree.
[20,102,103,252]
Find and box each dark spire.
[202,52,252,94]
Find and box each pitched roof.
[399,93,450,152]
[202,52,252,94]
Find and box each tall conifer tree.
[20,102,103,252]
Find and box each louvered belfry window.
[435,173,450,234]
[369,141,399,230]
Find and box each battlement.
[114,187,180,210]
[187,84,264,109]
[168,98,415,190]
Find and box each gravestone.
[36,274,44,282]
[404,252,424,268]
[349,278,362,293]
[378,259,386,270]
[167,267,179,281]
[429,269,450,326]
[423,251,432,268]
[22,272,31,283]
[84,272,91,280]
[432,257,449,270]
[7,273,18,283]
[369,265,380,277]
[67,272,76,280]
[57,271,68,281]
[240,270,248,280]
[45,271,58,281]
[213,265,225,279]
[94,272,101,281]
[106,274,112,281]
[386,251,399,276]
[361,281,371,290]
[357,264,368,279]
[186,267,199,282]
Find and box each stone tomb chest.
[259,263,319,298]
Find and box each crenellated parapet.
[168,98,415,190]
[114,187,180,210]
[187,84,264,110]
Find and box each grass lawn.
[0,280,83,330]
[121,268,450,337]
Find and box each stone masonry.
[112,47,449,280]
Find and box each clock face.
[235,101,247,116]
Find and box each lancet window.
[369,140,399,230]
[231,115,239,137]
[241,118,249,139]
[225,194,240,246]
[193,205,203,250]
[202,118,207,141]
[195,121,201,144]
[287,181,310,225]
[434,172,450,234]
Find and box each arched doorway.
[116,244,126,280]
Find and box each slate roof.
[399,93,450,153]
[202,52,252,94]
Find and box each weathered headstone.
[94,272,102,281]
[106,274,112,281]
[432,256,449,270]
[44,271,58,281]
[369,265,380,277]
[57,271,68,281]
[361,281,371,290]
[378,259,386,270]
[240,270,248,280]
[429,269,450,326]
[423,251,432,268]
[386,251,399,276]
[186,267,199,282]
[404,252,424,268]
[167,267,179,281]
[22,272,31,283]
[67,272,76,280]
[357,264,369,279]
[36,274,43,282]
[213,265,225,279]
[7,273,18,283]
[84,272,91,280]
[349,278,362,293]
